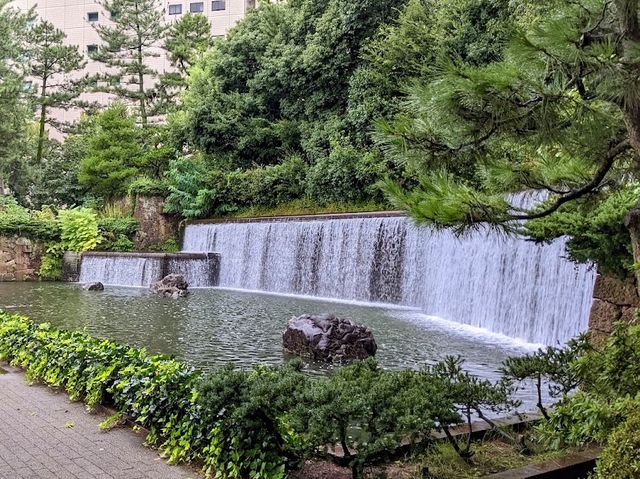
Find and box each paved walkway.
[0,363,201,479]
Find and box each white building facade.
[14,0,254,127]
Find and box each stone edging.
[185,210,406,225]
[481,446,599,479]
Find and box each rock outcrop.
[0,236,43,282]
[83,282,104,291]
[283,314,377,362]
[150,273,189,299]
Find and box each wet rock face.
[150,274,189,299]
[283,314,377,362]
[83,282,104,291]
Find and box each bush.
[0,312,201,455]
[0,216,60,241]
[38,251,63,280]
[96,217,138,252]
[98,217,139,238]
[198,363,309,479]
[58,208,102,252]
[595,402,640,479]
[539,320,640,448]
[0,196,60,240]
[127,177,169,197]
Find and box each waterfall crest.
[182,216,596,345]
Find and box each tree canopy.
[378,0,640,275]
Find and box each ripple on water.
[0,282,547,408]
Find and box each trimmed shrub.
[595,403,640,479]
[127,177,169,197]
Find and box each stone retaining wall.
[133,195,179,250]
[589,274,640,344]
[0,236,44,281]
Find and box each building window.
[168,4,182,14]
[110,10,119,20]
[22,81,33,92]
[87,12,99,22]
[211,0,225,10]
[87,44,98,55]
[190,2,203,12]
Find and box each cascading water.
[79,255,164,287]
[79,253,219,287]
[182,215,596,345]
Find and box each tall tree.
[78,103,142,198]
[0,0,33,197]
[26,20,86,165]
[163,13,213,92]
[93,0,167,126]
[378,0,640,273]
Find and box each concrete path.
[0,363,201,479]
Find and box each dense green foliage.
[0,196,60,240]
[378,0,640,274]
[0,0,33,199]
[502,318,640,478]
[78,104,174,199]
[0,196,138,276]
[162,0,517,218]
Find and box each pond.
[0,282,543,408]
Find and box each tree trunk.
[36,79,48,164]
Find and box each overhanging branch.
[510,140,631,220]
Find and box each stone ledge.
[186,210,406,225]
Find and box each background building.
[13,0,254,128]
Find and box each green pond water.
[0,282,539,405]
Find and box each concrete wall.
[589,274,640,345]
[0,237,44,282]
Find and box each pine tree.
[78,103,143,198]
[378,0,639,232]
[92,0,168,126]
[26,20,86,165]
[0,0,34,196]
[164,13,212,90]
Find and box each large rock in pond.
[82,282,104,291]
[150,274,189,299]
[283,314,377,362]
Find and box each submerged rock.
[83,282,104,291]
[283,314,377,362]
[150,274,189,299]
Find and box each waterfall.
[182,216,596,345]
[79,255,164,287]
[79,253,219,288]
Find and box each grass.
[226,199,393,219]
[413,437,581,479]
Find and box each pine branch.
[510,139,632,220]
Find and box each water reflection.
[0,283,542,407]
